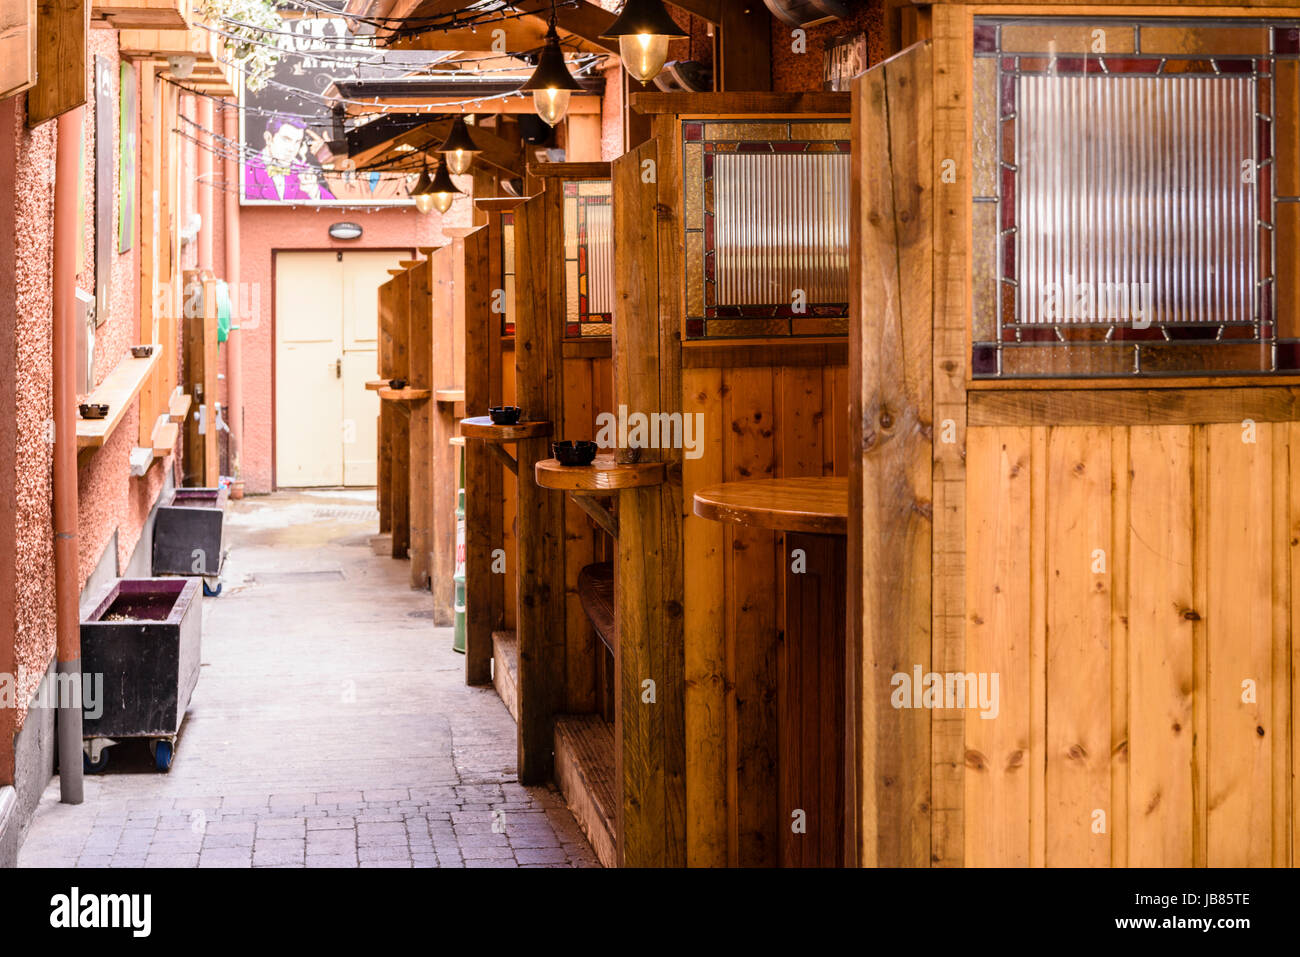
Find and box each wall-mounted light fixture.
[328,222,363,240]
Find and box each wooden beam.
[28,0,89,126]
[631,91,850,115]
[511,0,618,53]
[1,0,37,100]
[716,0,771,91]
[344,94,602,117]
[352,117,525,179]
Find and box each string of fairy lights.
[155,0,692,213]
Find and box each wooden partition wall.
[463,199,520,689]
[611,94,852,867]
[852,5,1300,869]
[374,243,467,620]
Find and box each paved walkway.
[18,489,597,868]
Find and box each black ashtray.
[388,378,407,390]
[79,403,109,420]
[130,345,155,359]
[489,406,522,425]
[552,440,597,466]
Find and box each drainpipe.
[198,97,214,271]
[223,101,242,480]
[53,107,84,804]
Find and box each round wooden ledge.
[365,379,390,391]
[450,435,465,447]
[378,386,432,401]
[459,416,553,441]
[693,477,848,535]
[435,388,465,404]
[535,455,665,492]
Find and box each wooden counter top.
[378,386,432,401]
[76,346,163,448]
[693,477,847,535]
[535,455,665,491]
[435,388,465,404]
[459,416,553,441]
[365,379,390,391]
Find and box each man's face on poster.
[265,122,305,166]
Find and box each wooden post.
[611,136,687,867]
[27,0,87,127]
[513,190,567,783]
[377,277,396,536]
[391,269,411,559]
[848,40,934,868]
[463,223,498,684]
[408,259,434,589]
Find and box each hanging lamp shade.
[439,115,480,176]
[428,160,462,215]
[600,0,688,83]
[519,26,583,126]
[409,161,438,214]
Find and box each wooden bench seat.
[577,562,615,653]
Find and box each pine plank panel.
[28,0,88,126]
[562,356,598,713]
[377,278,395,534]
[1204,423,1274,866]
[964,426,1032,867]
[777,366,825,479]
[849,39,934,868]
[1124,426,1196,866]
[1028,428,1047,868]
[1108,429,1129,869]
[1270,424,1290,867]
[682,366,727,866]
[723,365,779,867]
[1044,426,1112,867]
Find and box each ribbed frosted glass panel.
[713,153,850,306]
[585,201,614,315]
[1017,74,1257,325]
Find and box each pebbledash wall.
[0,30,184,866]
[234,197,460,494]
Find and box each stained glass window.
[973,17,1300,378]
[682,119,851,340]
[564,179,613,338]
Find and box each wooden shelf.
[693,477,848,535]
[76,346,163,449]
[535,455,665,491]
[168,391,191,423]
[459,416,552,442]
[435,388,465,404]
[151,421,179,458]
[378,386,432,401]
[492,630,519,724]
[365,378,390,391]
[449,435,465,447]
[93,0,190,30]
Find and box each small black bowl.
[388,378,407,390]
[552,440,597,466]
[131,344,155,359]
[489,406,522,425]
[79,403,109,420]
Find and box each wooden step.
[577,562,615,653]
[554,714,617,868]
[492,630,519,723]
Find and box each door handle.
[335,358,342,379]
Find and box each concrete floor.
[17,489,597,868]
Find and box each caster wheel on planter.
[203,580,222,597]
[83,751,109,774]
[150,740,174,772]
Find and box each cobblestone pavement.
[18,490,597,869]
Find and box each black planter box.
[80,578,202,738]
[152,486,227,577]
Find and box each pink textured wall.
[6,100,57,732]
[237,203,447,493]
[77,31,168,591]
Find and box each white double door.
[275,249,405,487]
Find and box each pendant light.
[427,160,462,214]
[409,161,437,214]
[519,3,583,127]
[439,115,480,176]
[601,0,687,83]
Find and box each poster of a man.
[245,114,337,202]
[238,15,414,207]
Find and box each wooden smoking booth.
[852,6,1300,868]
